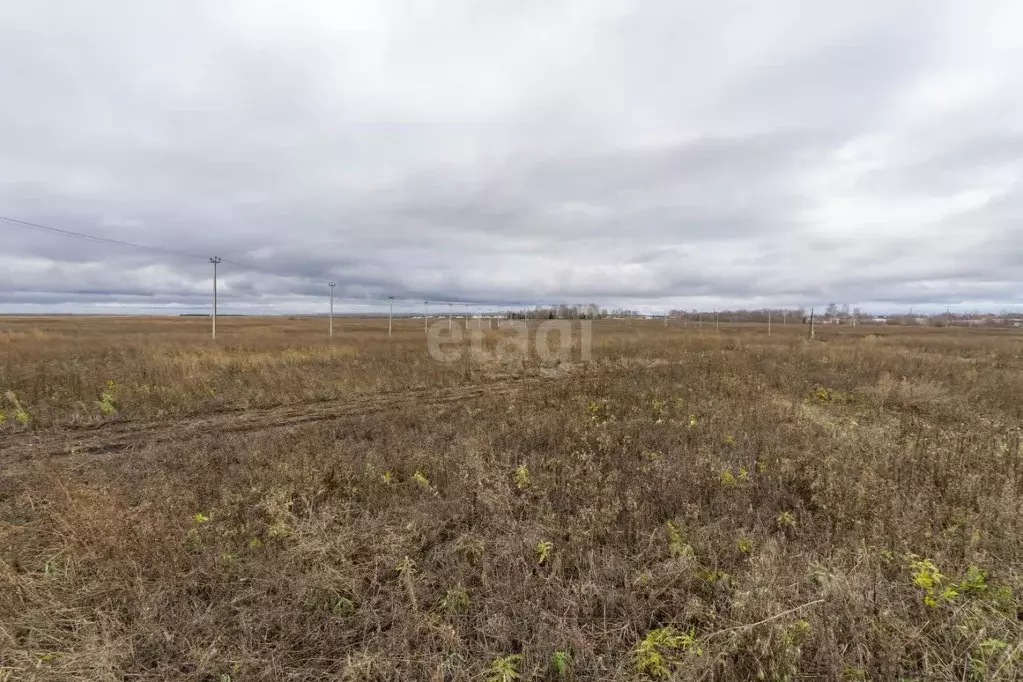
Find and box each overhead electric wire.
[1,214,301,279]
[1,213,521,310]
[0,214,201,259]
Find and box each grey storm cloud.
[1,0,1022,314]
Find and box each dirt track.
[0,376,541,468]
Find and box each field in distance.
[1,316,1021,680]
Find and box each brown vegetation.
[1,315,1021,680]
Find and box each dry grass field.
[1,315,1021,680]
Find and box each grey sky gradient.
[2,1,1022,314]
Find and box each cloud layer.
[2,1,1022,313]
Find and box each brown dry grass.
[1,316,1021,680]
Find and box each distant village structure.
[499,303,1023,328]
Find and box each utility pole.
[388,295,395,337]
[209,257,221,340]
[424,301,429,334]
[715,310,719,332]
[768,310,772,336]
[664,311,668,328]
[448,303,453,332]
[809,308,815,340]
[465,303,470,328]
[328,281,336,338]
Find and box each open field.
[1,316,1022,680]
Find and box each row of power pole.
[207,260,820,342]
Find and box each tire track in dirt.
[0,376,542,466]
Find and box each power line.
[1,214,554,312]
[1,214,300,279]
[217,257,298,280]
[0,214,200,259]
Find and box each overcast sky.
[1,1,1021,314]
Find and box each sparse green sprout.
[737,537,753,554]
[246,537,263,550]
[786,618,810,641]
[4,390,29,427]
[719,469,736,486]
[737,466,749,482]
[842,664,867,681]
[550,650,572,677]
[486,654,522,682]
[633,627,702,678]
[812,386,855,404]
[381,470,393,485]
[586,399,612,424]
[0,410,6,424]
[723,432,735,445]
[192,512,210,524]
[439,587,470,615]
[776,510,796,530]
[907,555,951,607]
[650,397,665,423]
[687,414,698,428]
[395,555,417,577]
[970,638,1010,679]
[956,564,988,595]
[185,527,203,552]
[696,568,730,585]
[267,519,291,538]
[666,521,693,559]
[331,597,356,617]
[514,464,530,490]
[977,638,1008,656]
[97,379,118,416]
[535,539,553,565]
[456,535,485,564]
[412,471,430,490]
[640,451,663,473]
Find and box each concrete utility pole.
[715,310,719,332]
[768,310,772,336]
[424,301,429,334]
[388,295,395,337]
[209,257,221,340]
[328,281,336,337]
[809,308,816,340]
[465,303,470,329]
[448,303,453,332]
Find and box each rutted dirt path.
[0,376,541,467]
